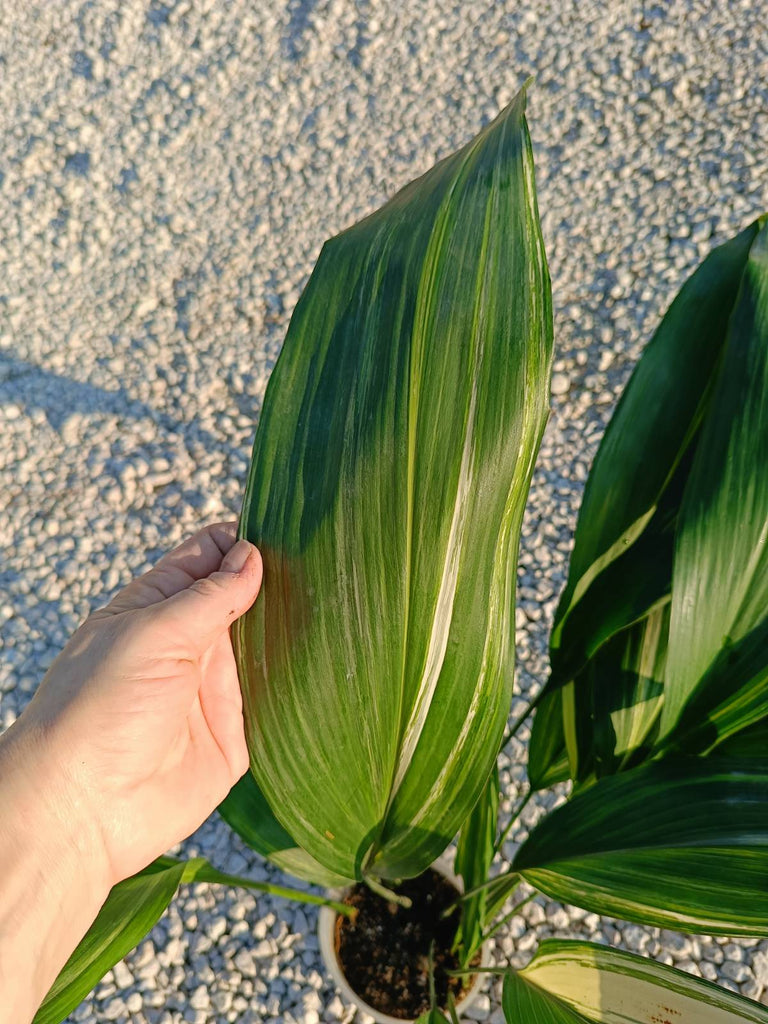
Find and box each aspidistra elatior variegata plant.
[234,84,553,882]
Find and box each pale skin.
[0,522,263,1024]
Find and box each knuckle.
[190,575,226,601]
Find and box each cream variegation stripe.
[387,129,492,802]
[390,111,550,828]
[406,438,536,830]
[521,941,768,1024]
[390,374,479,794]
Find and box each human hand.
[0,522,261,1022]
[3,521,262,887]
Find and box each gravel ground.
[1,1,768,1021]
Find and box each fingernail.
[222,539,254,574]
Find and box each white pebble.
[551,373,570,396]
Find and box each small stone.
[721,960,750,983]
[211,990,233,1013]
[112,960,134,988]
[700,961,718,982]
[549,908,570,930]
[675,960,701,977]
[754,952,768,987]
[189,985,210,1009]
[741,976,763,1000]
[551,373,570,396]
[233,949,257,977]
[162,937,186,965]
[622,925,648,951]
[326,995,345,1019]
[598,349,614,371]
[254,938,277,957]
[207,916,228,942]
[292,909,309,936]
[125,992,143,1013]
[102,997,126,1020]
[465,993,492,1020]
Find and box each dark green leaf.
[551,220,759,661]
[236,85,553,881]
[454,767,498,962]
[514,758,768,934]
[662,220,768,740]
[566,602,668,782]
[716,716,768,760]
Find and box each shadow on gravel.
[283,0,321,60]
[0,354,154,432]
[0,353,254,463]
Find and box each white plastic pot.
[318,856,491,1024]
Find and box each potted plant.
[31,81,768,1024]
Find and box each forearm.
[0,720,111,1024]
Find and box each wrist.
[0,719,113,1021]
[0,716,114,890]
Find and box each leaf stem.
[500,687,546,751]
[493,789,533,856]
[446,992,460,1024]
[480,892,536,945]
[441,869,518,917]
[177,857,355,917]
[364,875,413,909]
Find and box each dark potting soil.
[335,868,476,1019]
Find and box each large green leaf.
[454,766,498,963]
[513,758,768,934]
[530,219,765,792]
[526,222,760,791]
[35,855,350,1024]
[235,85,553,881]
[661,219,768,740]
[503,940,768,1023]
[219,770,351,887]
[551,221,759,661]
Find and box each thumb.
[153,540,263,654]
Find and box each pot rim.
[318,853,491,1024]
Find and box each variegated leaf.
[235,85,552,881]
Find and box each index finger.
[97,521,241,614]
